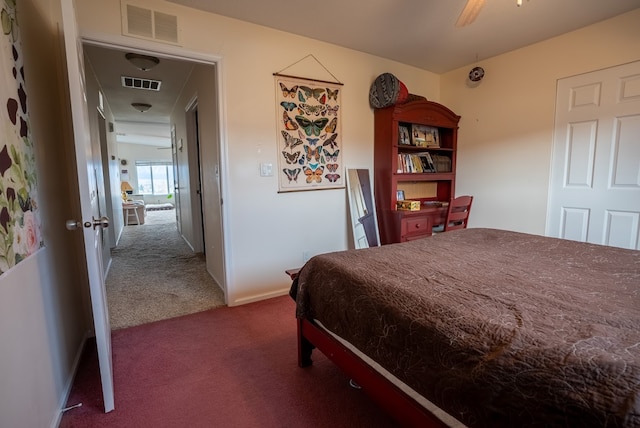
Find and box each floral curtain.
[0,0,43,274]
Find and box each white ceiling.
[84,43,196,147]
[84,0,640,147]
[167,0,640,73]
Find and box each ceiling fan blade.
[455,0,486,27]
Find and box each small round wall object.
[468,66,485,82]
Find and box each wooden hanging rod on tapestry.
[273,73,344,86]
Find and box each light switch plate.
[260,163,273,177]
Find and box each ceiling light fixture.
[131,102,152,113]
[125,53,160,71]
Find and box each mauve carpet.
[60,296,399,427]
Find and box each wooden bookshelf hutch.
[374,99,461,244]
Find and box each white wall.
[441,9,640,235]
[170,63,225,283]
[77,0,441,305]
[0,1,90,427]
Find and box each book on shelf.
[430,154,452,172]
[423,152,436,172]
[397,152,442,173]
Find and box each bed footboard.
[297,318,448,428]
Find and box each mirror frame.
[346,168,381,249]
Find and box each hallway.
[106,209,226,329]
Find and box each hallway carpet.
[60,296,398,427]
[107,209,226,329]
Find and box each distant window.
[135,161,174,195]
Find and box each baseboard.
[115,224,123,247]
[230,288,290,306]
[104,256,113,279]
[51,331,90,428]
[181,234,195,252]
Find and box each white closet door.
[548,60,640,250]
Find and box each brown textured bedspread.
[293,228,640,427]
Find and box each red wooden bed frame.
[297,318,448,428]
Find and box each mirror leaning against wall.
[346,168,381,249]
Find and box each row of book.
[397,152,452,173]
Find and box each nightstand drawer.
[401,216,432,240]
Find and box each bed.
[290,228,640,427]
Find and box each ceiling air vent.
[153,11,178,44]
[121,2,180,45]
[121,76,162,91]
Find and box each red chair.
[443,195,473,231]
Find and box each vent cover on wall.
[121,76,162,91]
[121,2,180,45]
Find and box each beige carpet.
[106,209,226,329]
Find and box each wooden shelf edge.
[394,172,454,180]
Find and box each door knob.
[85,216,110,230]
[66,217,109,231]
[65,219,81,230]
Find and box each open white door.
[61,0,114,412]
[548,61,640,250]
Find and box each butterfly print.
[318,94,326,105]
[326,163,339,172]
[303,165,324,183]
[326,88,339,100]
[300,86,326,101]
[324,173,340,183]
[281,130,303,149]
[307,162,320,170]
[295,116,329,136]
[283,168,301,183]
[280,101,297,111]
[298,91,306,102]
[323,149,339,162]
[304,145,322,162]
[279,83,298,98]
[283,111,298,131]
[306,138,320,146]
[282,150,301,164]
[325,117,337,133]
[298,103,326,116]
[322,133,338,149]
[325,105,339,116]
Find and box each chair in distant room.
[443,195,473,231]
[433,195,473,233]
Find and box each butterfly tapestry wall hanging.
[275,75,343,192]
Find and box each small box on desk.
[396,200,421,211]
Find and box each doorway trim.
[81,31,232,299]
